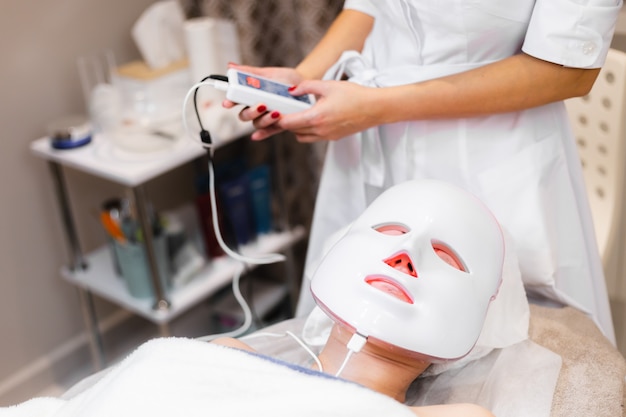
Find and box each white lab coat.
[298,0,622,343]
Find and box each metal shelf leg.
[78,289,106,370]
[48,161,87,271]
[48,161,105,370]
[131,185,171,312]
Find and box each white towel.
[0,338,414,417]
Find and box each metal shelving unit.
[30,118,305,369]
[60,227,305,325]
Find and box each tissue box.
[112,59,191,123]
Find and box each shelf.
[31,104,305,369]
[62,226,306,324]
[31,134,205,187]
[30,114,253,187]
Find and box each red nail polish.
[257,105,267,113]
[271,111,280,119]
[288,85,296,92]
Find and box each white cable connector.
[211,79,230,92]
[335,332,368,377]
[347,332,368,353]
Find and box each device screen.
[237,72,312,104]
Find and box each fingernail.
[288,85,296,92]
[271,111,280,119]
[257,105,267,113]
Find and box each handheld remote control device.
[226,68,315,114]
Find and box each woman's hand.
[276,80,381,143]
[231,78,382,142]
[221,9,376,142]
[222,64,382,142]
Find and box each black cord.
[193,74,229,146]
[193,77,211,132]
[209,74,228,82]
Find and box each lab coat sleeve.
[522,0,623,68]
[343,0,378,17]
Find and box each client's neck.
[316,324,430,403]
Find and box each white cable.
[196,263,251,342]
[285,330,324,372]
[241,330,323,372]
[239,331,285,340]
[186,79,286,343]
[335,350,354,377]
[182,79,286,265]
[207,156,286,265]
[182,79,229,149]
[335,333,367,377]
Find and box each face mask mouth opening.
[364,275,414,304]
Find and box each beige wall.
[0,0,164,405]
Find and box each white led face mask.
[310,179,504,361]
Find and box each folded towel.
[0,338,414,417]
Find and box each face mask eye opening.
[432,241,468,272]
[373,223,410,236]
